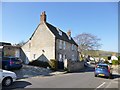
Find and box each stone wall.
[64,59,84,72]
[21,23,55,64]
[56,39,79,62]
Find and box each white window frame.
[63,41,66,50]
[68,36,71,40]
[72,44,74,51]
[33,54,36,60]
[57,28,62,36]
[63,54,66,61]
[59,30,62,36]
[59,54,63,62]
[72,54,75,61]
[59,40,62,49]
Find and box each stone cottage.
[21,11,79,69]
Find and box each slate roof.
[0,42,11,46]
[29,22,78,46]
[46,23,78,46]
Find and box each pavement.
[50,71,67,76]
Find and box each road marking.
[95,82,106,90]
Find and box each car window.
[11,58,19,60]
[3,57,10,60]
[97,65,108,69]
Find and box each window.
[72,54,75,61]
[74,45,76,51]
[59,30,62,36]
[68,36,71,40]
[63,54,66,61]
[63,41,66,50]
[72,44,74,50]
[59,40,62,49]
[59,54,63,62]
[33,54,36,59]
[29,43,31,48]
[57,28,62,36]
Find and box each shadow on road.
[112,74,120,79]
[2,81,32,90]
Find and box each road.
[3,67,120,89]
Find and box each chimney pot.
[40,11,46,23]
[67,30,71,39]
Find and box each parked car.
[0,69,17,86]
[2,57,22,70]
[94,63,112,79]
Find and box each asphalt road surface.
[3,67,120,89]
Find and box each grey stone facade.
[21,11,79,66]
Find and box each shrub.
[112,60,119,65]
[104,60,109,64]
[29,60,50,68]
[49,59,57,70]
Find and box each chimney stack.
[40,11,46,23]
[67,30,71,39]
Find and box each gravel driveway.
[12,64,52,79]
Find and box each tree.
[74,33,101,54]
[15,41,26,47]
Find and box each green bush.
[29,60,50,68]
[112,60,119,65]
[104,60,109,64]
[49,59,57,70]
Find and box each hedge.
[49,59,58,70]
[112,60,119,65]
[29,60,51,68]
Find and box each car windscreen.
[3,57,10,60]
[11,58,19,61]
[97,65,108,69]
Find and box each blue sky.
[1,2,118,52]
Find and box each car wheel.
[109,74,113,79]
[95,74,97,77]
[2,77,13,86]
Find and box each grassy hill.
[82,50,119,57]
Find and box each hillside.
[83,50,119,57]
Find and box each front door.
[58,54,64,69]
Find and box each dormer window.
[68,36,71,40]
[57,28,62,36]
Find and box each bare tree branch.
[74,33,102,53]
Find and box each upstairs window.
[72,54,75,61]
[59,40,62,49]
[63,41,66,50]
[72,44,74,50]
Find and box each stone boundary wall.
[64,59,84,72]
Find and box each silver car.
[0,69,17,86]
